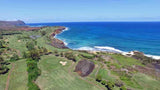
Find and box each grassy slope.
[0,27,160,90]
[0,60,27,90]
[8,60,28,90]
[133,73,160,90]
[0,65,11,90]
[36,55,100,90]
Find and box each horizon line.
[26,21,160,24]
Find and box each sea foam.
[76,46,160,60]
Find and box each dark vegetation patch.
[2,32,22,35]
[74,60,95,77]
[26,58,41,90]
[24,40,51,90]
[0,57,10,74]
[79,53,95,59]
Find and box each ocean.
[28,22,160,59]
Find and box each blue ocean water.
[28,22,160,57]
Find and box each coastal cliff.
[49,26,68,49]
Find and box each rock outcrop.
[74,60,95,77]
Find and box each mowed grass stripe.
[36,55,100,90]
[8,60,28,90]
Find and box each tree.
[29,50,40,61]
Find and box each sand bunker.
[60,61,67,66]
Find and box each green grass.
[36,55,100,90]
[133,73,160,90]
[2,27,160,90]
[8,59,28,90]
[0,60,27,90]
[97,68,116,82]
[0,64,11,90]
[0,72,9,90]
[109,54,143,67]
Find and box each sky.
[0,0,160,23]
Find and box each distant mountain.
[0,20,42,31]
[0,20,25,27]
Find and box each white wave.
[75,47,95,51]
[64,41,68,46]
[145,54,160,60]
[76,46,160,60]
[94,46,123,53]
[64,27,69,31]
[74,46,123,53]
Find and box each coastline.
[53,26,160,60]
[49,26,69,49]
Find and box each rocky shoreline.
[49,26,68,49]
[52,27,160,61]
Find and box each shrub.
[106,81,115,90]
[0,66,9,74]
[101,80,107,85]
[28,81,40,90]
[0,57,9,74]
[0,40,5,48]
[96,74,102,82]
[10,54,19,61]
[23,51,28,58]
[40,31,46,36]
[28,50,40,61]
[26,58,41,90]
[80,53,95,59]
[54,50,59,56]
[115,80,124,87]
[26,41,35,51]
[64,52,77,62]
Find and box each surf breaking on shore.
[55,27,160,60]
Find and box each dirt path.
[5,63,15,90]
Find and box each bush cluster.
[26,58,41,90]
[0,57,9,74]
[95,74,127,90]
[10,54,19,61]
[80,53,95,59]
[64,52,77,62]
